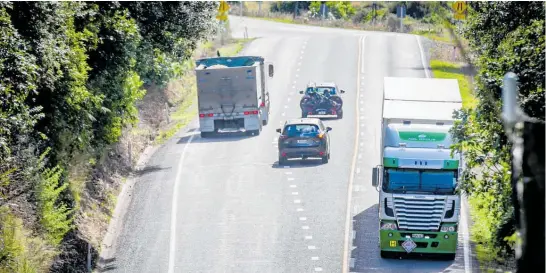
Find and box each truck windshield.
[383,169,456,194]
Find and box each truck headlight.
[380,222,397,230]
[440,225,457,232]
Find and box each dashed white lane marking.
[294,199,301,204]
[284,105,288,108]
[302,226,309,230]
[287,177,295,181]
[360,100,364,104]
[360,94,364,97]
[297,208,304,212]
[293,80,297,84]
[315,267,323,272]
[285,171,292,175]
[299,217,307,221]
[290,185,297,188]
[287,97,291,102]
[311,257,319,261]
[358,154,362,159]
[300,56,303,59]
[298,62,301,66]
[292,85,296,89]
[292,192,299,195]
[281,113,285,116]
[308,246,316,250]
[305,235,313,240]
[354,186,360,192]
[296,68,300,72]
[296,74,299,78]
[301,50,304,54]
[356,168,361,174]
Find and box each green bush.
[451,1,544,265]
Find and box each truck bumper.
[199,116,261,133]
[379,230,458,254]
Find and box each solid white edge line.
[342,34,365,273]
[416,34,471,273]
[168,133,195,273]
[416,35,431,78]
[461,196,473,273]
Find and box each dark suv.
[276,118,332,165]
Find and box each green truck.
[372,77,464,259]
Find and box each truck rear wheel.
[200,132,210,138]
[443,253,456,260]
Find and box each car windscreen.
[283,124,320,137]
[306,87,336,95]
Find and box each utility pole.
[321,1,326,20]
[240,1,243,16]
[372,2,377,25]
[258,1,262,16]
[293,1,299,20]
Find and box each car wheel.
[200,132,210,138]
[322,155,329,164]
[263,119,268,126]
[302,111,307,118]
[279,156,287,166]
[338,110,343,119]
[380,251,392,259]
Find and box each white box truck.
[195,56,274,137]
[372,77,464,259]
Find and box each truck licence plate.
[318,110,326,114]
[223,116,234,120]
[297,140,308,144]
[412,234,424,239]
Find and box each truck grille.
[393,195,445,231]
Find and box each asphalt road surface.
[99,16,479,273]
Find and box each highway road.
[98,16,478,273]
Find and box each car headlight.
[380,222,397,230]
[440,225,457,232]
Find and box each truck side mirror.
[340,89,346,94]
[276,128,281,133]
[268,64,274,77]
[299,90,304,94]
[372,166,380,187]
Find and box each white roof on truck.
[384,77,462,103]
[383,100,462,122]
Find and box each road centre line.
[305,235,313,240]
[311,257,319,261]
[342,34,365,273]
[168,133,195,273]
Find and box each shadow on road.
[350,204,461,273]
[135,165,171,176]
[96,257,117,272]
[177,131,255,144]
[271,158,326,169]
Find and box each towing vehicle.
[276,118,332,165]
[299,82,345,119]
[372,77,464,260]
[195,56,274,138]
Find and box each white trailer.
[195,56,274,137]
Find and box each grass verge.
[430,59,476,109]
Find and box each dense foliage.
[451,1,545,262]
[0,1,218,272]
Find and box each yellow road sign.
[389,240,397,247]
[218,1,230,13]
[454,13,466,20]
[452,1,467,13]
[216,13,228,21]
